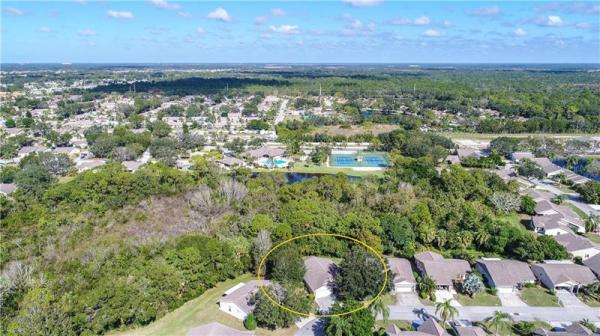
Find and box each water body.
[251,172,363,184]
[553,157,600,181]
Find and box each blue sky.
[2,1,599,63]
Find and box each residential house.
[456,149,482,161]
[122,161,144,172]
[414,251,471,292]
[303,256,338,308]
[186,322,254,336]
[583,252,600,277]
[533,322,594,336]
[17,145,49,160]
[511,152,534,162]
[0,183,17,196]
[532,158,563,177]
[530,261,597,293]
[453,326,488,336]
[216,156,246,169]
[531,215,573,236]
[476,258,535,293]
[244,146,286,160]
[219,280,270,320]
[53,146,80,159]
[76,159,106,172]
[417,318,451,336]
[385,324,432,336]
[554,234,600,261]
[445,155,460,165]
[388,257,417,293]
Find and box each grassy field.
[519,287,560,307]
[254,163,386,177]
[494,213,528,232]
[578,294,600,307]
[455,292,501,306]
[109,274,296,336]
[585,233,600,244]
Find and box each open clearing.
[110,273,296,336]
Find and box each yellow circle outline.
[256,232,388,318]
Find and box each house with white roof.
[219,280,270,320]
[530,261,597,293]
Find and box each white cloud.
[351,19,363,29]
[343,0,383,7]
[574,22,593,30]
[468,6,501,16]
[442,20,453,28]
[391,16,430,26]
[74,0,87,4]
[4,7,25,16]
[255,16,268,25]
[269,24,300,34]
[196,27,206,34]
[512,28,527,36]
[38,27,51,33]
[533,15,566,27]
[207,7,231,22]
[177,11,191,18]
[422,29,443,37]
[107,10,134,19]
[78,28,96,36]
[271,8,286,17]
[149,0,180,10]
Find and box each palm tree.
[484,310,513,335]
[369,296,390,326]
[434,299,458,327]
[325,316,353,336]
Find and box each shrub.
[244,313,257,330]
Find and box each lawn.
[455,292,501,306]
[585,233,600,244]
[494,213,528,232]
[519,287,560,307]
[577,294,600,307]
[109,273,296,336]
[564,203,588,220]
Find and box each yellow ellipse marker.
[256,232,388,318]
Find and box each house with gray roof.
[388,257,417,293]
[533,322,594,336]
[219,280,271,320]
[417,318,450,336]
[414,251,471,292]
[476,258,535,293]
[511,152,534,162]
[0,183,17,196]
[304,256,338,309]
[244,146,285,159]
[385,323,433,336]
[17,145,49,159]
[216,156,246,169]
[122,160,144,172]
[554,233,599,261]
[186,322,254,336]
[583,252,600,277]
[532,158,563,177]
[76,159,106,172]
[530,261,597,293]
[453,326,488,336]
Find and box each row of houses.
[217,251,599,326]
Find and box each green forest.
[1,127,571,335]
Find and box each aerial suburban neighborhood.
[2,0,600,336]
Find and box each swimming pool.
[330,152,389,168]
[257,157,289,168]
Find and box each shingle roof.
[531,263,596,287]
[388,257,416,285]
[476,259,535,287]
[0,183,17,195]
[583,252,600,276]
[418,318,450,336]
[532,158,562,175]
[454,326,488,336]
[220,280,270,315]
[245,146,285,159]
[415,252,471,287]
[554,233,596,253]
[304,256,337,293]
[186,322,254,336]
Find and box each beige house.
[388,257,417,293]
[414,251,470,293]
[530,261,596,293]
[219,280,270,320]
[476,258,535,293]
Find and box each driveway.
[556,290,587,307]
[295,318,325,336]
[498,292,528,307]
[435,290,461,306]
[396,292,424,307]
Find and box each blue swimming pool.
[330,152,389,168]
